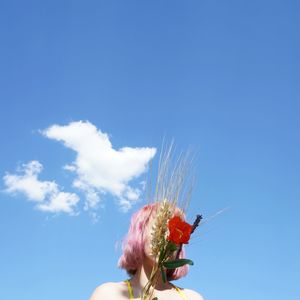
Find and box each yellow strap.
[124,280,134,300]
[170,283,188,300]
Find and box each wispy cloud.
[3,160,79,215]
[41,120,156,212]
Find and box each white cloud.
[41,120,156,212]
[3,161,79,215]
[2,120,156,219]
[37,192,79,214]
[3,161,54,201]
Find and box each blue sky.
[0,1,299,299]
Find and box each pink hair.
[118,203,189,281]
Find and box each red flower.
[167,216,193,244]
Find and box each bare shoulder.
[89,281,128,300]
[182,288,205,300]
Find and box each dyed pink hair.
[118,203,189,281]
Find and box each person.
[90,202,204,300]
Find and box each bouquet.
[141,200,202,300]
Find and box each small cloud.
[63,164,76,172]
[139,180,147,191]
[37,192,79,215]
[40,120,156,212]
[3,160,79,215]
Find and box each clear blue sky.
[0,1,299,300]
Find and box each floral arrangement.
[141,200,202,300]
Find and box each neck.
[130,256,173,291]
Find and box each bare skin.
[89,260,204,300]
[90,244,204,300]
